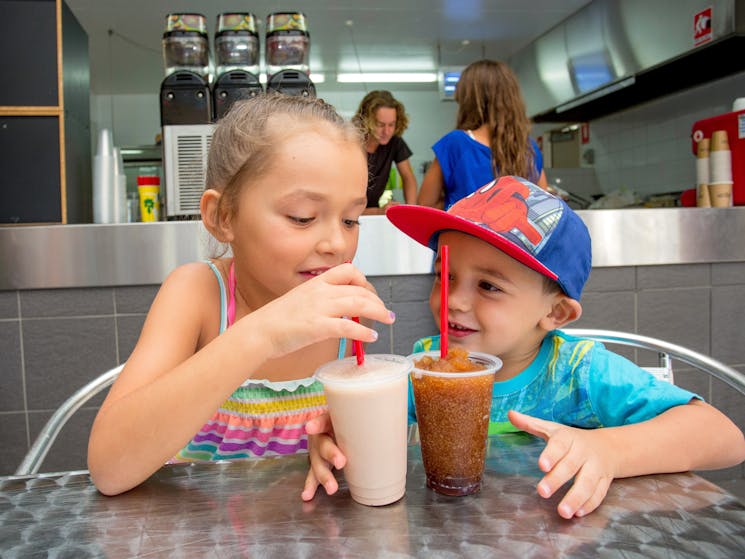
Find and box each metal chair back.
[15,364,124,476]
[562,329,745,396]
[15,331,745,475]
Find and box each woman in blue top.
[417,59,548,209]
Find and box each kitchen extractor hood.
[510,0,745,123]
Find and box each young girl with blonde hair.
[88,93,395,496]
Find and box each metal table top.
[2,433,744,558]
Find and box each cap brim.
[386,204,558,281]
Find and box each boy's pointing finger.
[507,409,556,440]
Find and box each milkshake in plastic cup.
[409,349,501,496]
[315,354,411,506]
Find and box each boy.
[304,176,745,519]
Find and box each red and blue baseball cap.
[386,176,592,300]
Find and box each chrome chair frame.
[15,330,745,476]
[15,364,124,476]
[563,329,745,397]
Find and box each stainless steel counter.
[1,433,744,558]
[2,207,745,290]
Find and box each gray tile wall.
[2,263,744,486]
[0,285,158,475]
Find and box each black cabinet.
[0,0,90,224]
[0,1,58,107]
[0,117,62,223]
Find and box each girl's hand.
[302,413,347,501]
[243,263,395,360]
[508,410,619,519]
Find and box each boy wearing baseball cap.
[303,176,745,519]
[384,175,744,518]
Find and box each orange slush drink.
[409,348,501,496]
[315,354,411,506]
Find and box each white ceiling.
[66,0,592,95]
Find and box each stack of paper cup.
[92,129,127,223]
[709,130,733,207]
[696,138,710,207]
[92,128,114,223]
[112,147,127,223]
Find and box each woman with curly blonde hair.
[353,90,418,214]
[417,60,547,209]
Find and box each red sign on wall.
[580,122,590,144]
[693,7,713,47]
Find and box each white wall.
[91,93,161,151]
[590,71,745,198]
[538,71,745,200]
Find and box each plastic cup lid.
[407,350,502,378]
[315,354,411,386]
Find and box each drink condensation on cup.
[408,350,501,496]
[314,354,411,506]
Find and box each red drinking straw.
[351,316,365,365]
[440,245,449,359]
[343,260,365,366]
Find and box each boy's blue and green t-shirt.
[408,331,699,435]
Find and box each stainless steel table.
[2,433,745,558]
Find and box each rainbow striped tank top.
[173,261,345,461]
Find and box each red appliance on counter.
[691,109,745,206]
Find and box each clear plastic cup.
[315,354,411,506]
[408,350,502,496]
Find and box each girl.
[417,59,548,210]
[88,94,395,496]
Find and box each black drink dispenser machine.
[160,11,316,219]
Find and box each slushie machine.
[213,13,263,120]
[265,12,315,97]
[159,11,316,219]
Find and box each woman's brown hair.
[454,60,537,181]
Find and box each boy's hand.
[508,410,619,519]
[301,413,347,501]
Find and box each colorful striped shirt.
[174,261,345,461]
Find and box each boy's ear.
[200,189,234,243]
[540,295,582,330]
